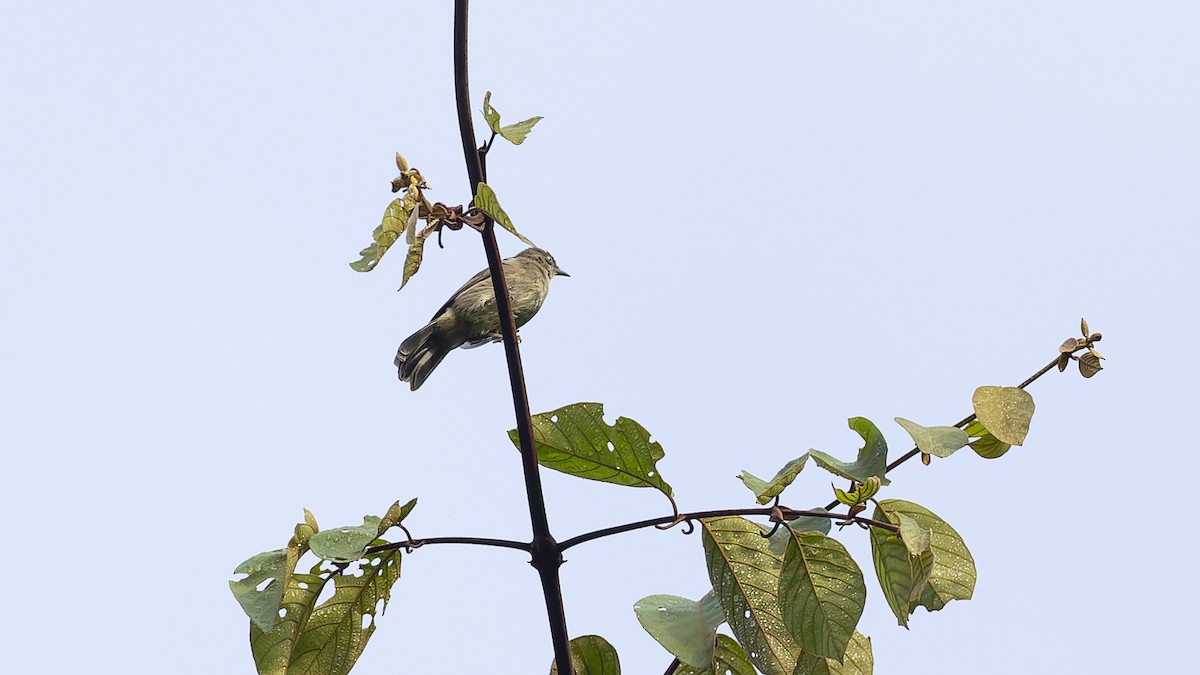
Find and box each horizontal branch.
[366,536,531,555]
[558,507,896,552]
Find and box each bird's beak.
[555,267,570,277]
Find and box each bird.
[395,247,568,390]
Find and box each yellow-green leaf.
[475,182,535,246]
[349,198,413,272]
[971,386,1035,445]
[793,631,874,675]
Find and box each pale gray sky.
[2,2,1197,673]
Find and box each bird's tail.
[395,322,452,391]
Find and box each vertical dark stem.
[452,2,573,672]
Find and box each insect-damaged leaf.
[511,402,674,505]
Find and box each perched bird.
[395,247,569,390]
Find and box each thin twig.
[663,657,681,675]
[558,507,897,552]
[824,353,1066,511]
[366,536,531,554]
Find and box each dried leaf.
[1078,352,1103,378]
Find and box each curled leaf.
[809,417,891,486]
[737,453,810,504]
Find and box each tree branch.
[823,351,1070,512]
[452,2,573,672]
[366,536,531,554]
[558,507,898,552]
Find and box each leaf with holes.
[550,635,621,675]
[893,417,969,459]
[510,402,674,504]
[809,417,891,486]
[250,547,402,675]
[793,631,874,675]
[231,510,321,633]
[475,182,535,246]
[738,453,810,504]
[482,91,543,145]
[701,517,801,675]
[779,531,866,661]
[634,592,725,668]
[667,634,757,675]
[965,420,1012,459]
[971,386,1035,445]
[230,549,289,633]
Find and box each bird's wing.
[430,266,493,318]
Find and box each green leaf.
[738,454,810,504]
[784,509,833,539]
[230,549,288,633]
[634,592,725,668]
[701,517,801,675]
[499,116,543,145]
[379,498,417,531]
[310,500,411,563]
[893,417,969,458]
[895,514,932,557]
[482,90,543,145]
[877,500,976,614]
[971,386,1035,445]
[779,531,866,661]
[510,402,674,503]
[349,199,413,272]
[668,634,757,675]
[475,182,535,246]
[250,548,402,675]
[482,91,503,135]
[793,631,874,675]
[809,417,891,486]
[550,635,621,675]
[964,420,1012,459]
[866,521,922,628]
